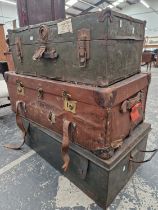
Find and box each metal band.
[130,149,158,164]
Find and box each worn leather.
[4,101,28,150]
[61,120,72,172]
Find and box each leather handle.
[130,149,158,164]
[42,49,58,60]
[121,91,144,113]
[33,25,59,61]
[4,101,28,150]
[32,46,58,61]
[61,120,73,172]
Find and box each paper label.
[30,36,34,41]
[132,27,135,34]
[57,19,73,34]
[120,20,122,28]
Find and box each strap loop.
[4,101,28,150]
[61,120,74,172]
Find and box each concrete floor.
[0,68,158,210]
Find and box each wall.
[121,0,158,37]
[0,2,18,35]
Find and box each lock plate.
[64,99,77,114]
[37,88,44,99]
[62,91,77,114]
[16,81,24,95]
[48,111,56,124]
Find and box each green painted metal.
[9,9,146,87]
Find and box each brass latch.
[62,91,77,114]
[77,28,90,68]
[16,81,24,95]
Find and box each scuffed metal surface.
[0,68,157,209]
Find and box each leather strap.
[4,101,28,150]
[32,46,46,60]
[121,91,144,113]
[61,120,72,172]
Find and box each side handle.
[121,91,144,113]
[130,149,158,164]
[32,46,58,61]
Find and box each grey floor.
[0,68,158,210]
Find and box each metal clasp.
[77,28,90,68]
[37,88,44,99]
[48,111,56,124]
[62,91,77,114]
[16,81,24,95]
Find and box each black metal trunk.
[24,120,151,209]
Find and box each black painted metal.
[24,120,151,209]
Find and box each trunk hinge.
[77,28,90,68]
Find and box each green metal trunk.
[8,9,146,87]
[24,121,151,209]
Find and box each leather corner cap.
[93,88,117,108]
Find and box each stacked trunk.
[6,72,150,159]
[9,9,145,87]
[5,4,154,209]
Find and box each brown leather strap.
[121,91,144,113]
[61,120,72,172]
[32,46,46,60]
[39,25,49,42]
[4,101,27,150]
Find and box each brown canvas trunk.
[6,72,150,158]
[17,0,65,27]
